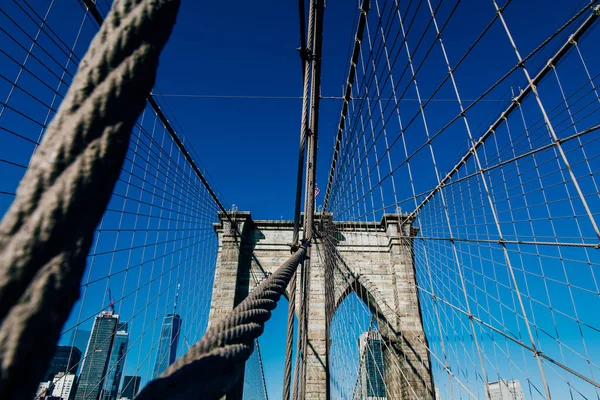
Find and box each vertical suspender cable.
[292,0,310,246]
[285,0,314,398]
[283,276,298,400]
[299,0,325,398]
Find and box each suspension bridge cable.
[3,0,224,396]
[284,0,313,398]
[298,0,325,397]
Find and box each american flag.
[314,184,320,198]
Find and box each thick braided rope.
[0,0,180,398]
[136,245,308,400]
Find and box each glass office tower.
[75,312,118,400]
[102,323,129,400]
[152,313,182,378]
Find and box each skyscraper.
[152,313,182,378]
[102,323,129,400]
[75,312,119,400]
[120,376,141,400]
[44,346,82,381]
[488,379,525,400]
[358,330,386,400]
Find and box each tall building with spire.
[75,312,119,400]
[102,323,129,400]
[152,285,183,378]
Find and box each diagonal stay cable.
[81,0,229,220]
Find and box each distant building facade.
[75,312,119,400]
[358,331,386,399]
[44,346,82,381]
[489,379,525,400]
[120,375,141,400]
[50,372,76,400]
[102,323,129,400]
[152,313,182,378]
[36,381,51,398]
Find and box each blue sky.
[145,0,598,219]
[147,0,358,221]
[2,0,600,399]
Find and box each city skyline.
[41,307,182,400]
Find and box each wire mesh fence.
[322,0,600,399]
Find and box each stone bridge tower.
[208,211,433,399]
